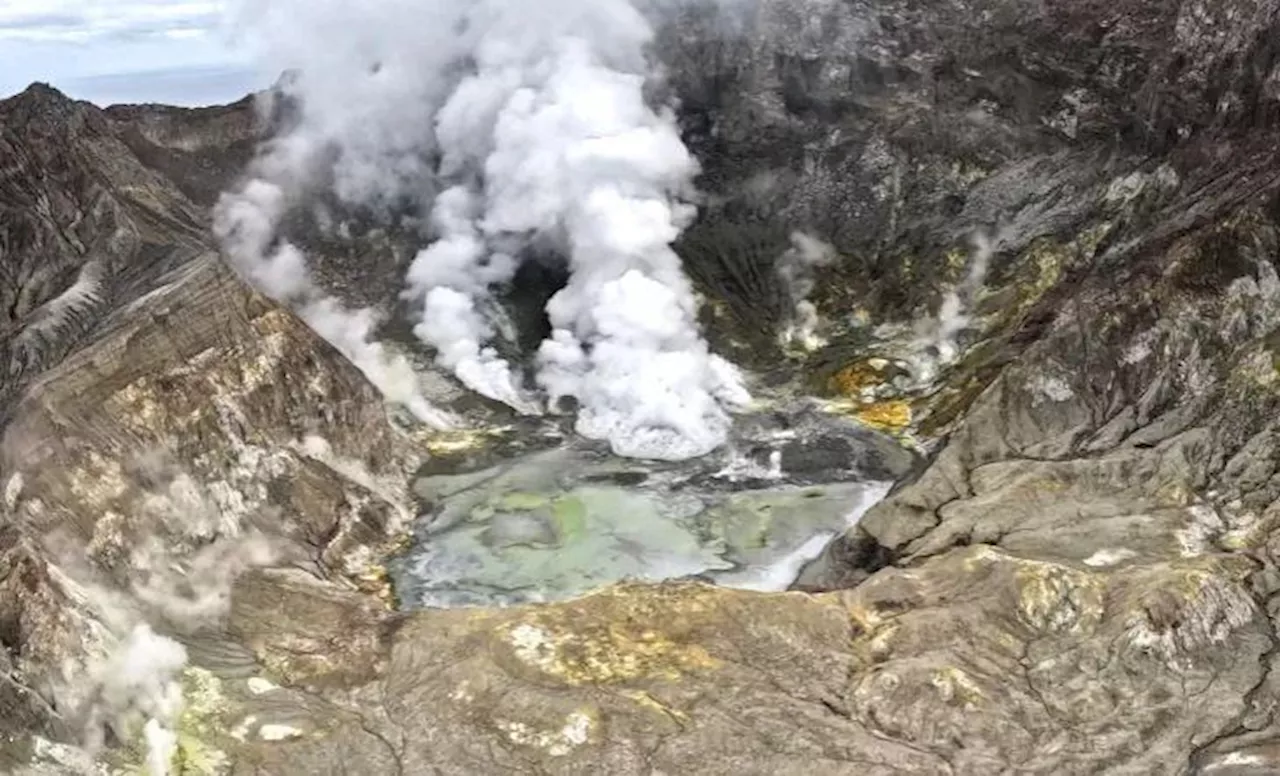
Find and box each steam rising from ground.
[901,230,1002,384]
[215,161,454,430]
[226,0,749,460]
[51,524,275,776]
[776,232,837,352]
[9,451,280,775]
[79,624,186,776]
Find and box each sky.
[0,0,265,106]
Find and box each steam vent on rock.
[11,0,1280,773]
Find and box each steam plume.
[29,451,280,774]
[214,119,455,430]
[230,0,749,460]
[776,232,837,352]
[903,230,1003,384]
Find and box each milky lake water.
[391,407,901,609]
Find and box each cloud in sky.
[0,1,224,43]
[0,0,262,107]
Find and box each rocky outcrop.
[0,85,256,422]
[666,0,1280,368]
[0,253,429,771]
[796,195,1280,769]
[183,563,1271,774]
[0,86,428,772]
[722,0,1280,769]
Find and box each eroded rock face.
[5,254,416,570]
[750,0,1280,766]
[0,89,437,767]
[666,0,1280,302]
[140,564,1267,775]
[0,253,429,771]
[0,85,254,412]
[795,198,1280,769]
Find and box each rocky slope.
[5,0,1280,773]
[0,85,254,419]
[0,84,431,772]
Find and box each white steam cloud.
[24,451,280,775]
[903,229,1003,384]
[84,624,187,776]
[228,0,749,460]
[215,142,456,430]
[776,232,837,352]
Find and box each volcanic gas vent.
[218,0,751,461]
